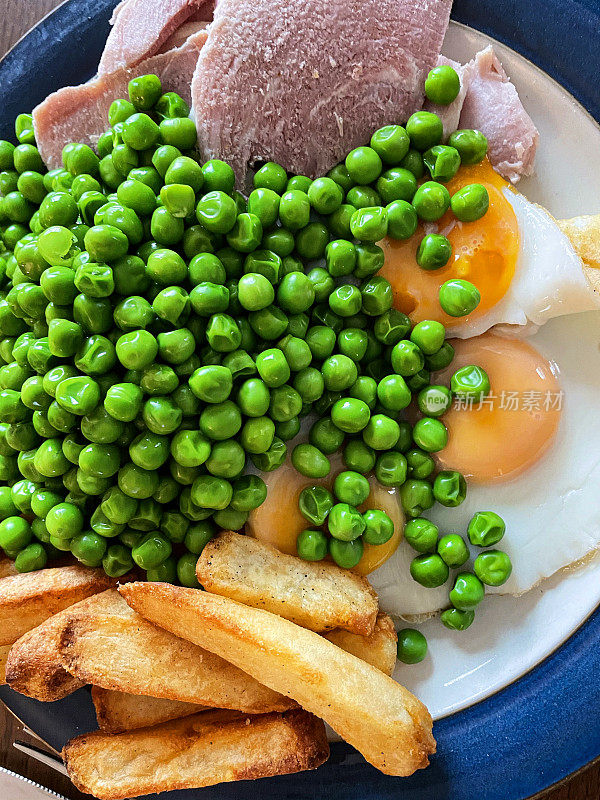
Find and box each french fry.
[323,612,398,676]
[0,644,9,685]
[59,589,294,714]
[196,531,378,635]
[63,708,329,800]
[121,583,435,777]
[0,565,116,646]
[92,688,205,734]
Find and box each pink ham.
[33,29,208,170]
[98,0,213,75]
[458,46,539,182]
[192,0,452,188]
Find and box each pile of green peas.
[296,474,395,568]
[0,66,510,648]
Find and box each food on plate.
[323,612,398,675]
[63,708,329,800]
[458,47,539,183]
[91,687,205,733]
[98,0,214,74]
[0,565,115,646]
[58,589,295,712]
[121,582,436,776]
[192,0,453,186]
[0,557,18,578]
[33,28,208,168]
[5,606,85,700]
[558,214,600,286]
[379,160,600,338]
[196,529,378,633]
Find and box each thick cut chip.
[323,613,397,676]
[59,590,294,714]
[196,531,378,634]
[92,688,205,734]
[63,708,329,800]
[121,583,435,776]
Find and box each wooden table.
[0,1,599,798]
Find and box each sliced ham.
[458,46,539,183]
[424,56,475,140]
[192,0,452,188]
[98,0,214,75]
[33,29,208,170]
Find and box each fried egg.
[370,313,600,618]
[380,160,600,338]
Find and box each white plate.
[390,21,600,720]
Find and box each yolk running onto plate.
[247,457,403,575]
[435,333,562,483]
[379,160,520,328]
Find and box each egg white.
[370,309,600,619]
[450,190,600,339]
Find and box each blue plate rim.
[0,1,600,799]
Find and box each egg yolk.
[246,457,403,575]
[435,333,562,483]
[379,159,520,328]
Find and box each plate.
[1,1,600,798]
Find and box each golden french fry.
[121,583,435,777]
[63,708,329,800]
[323,612,397,676]
[0,644,10,685]
[6,609,85,701]
[196,531,378,634]
[92,687,206,734]
[0,565,116,647]
[60,589,294,714]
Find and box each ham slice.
[192,0,452,188]
[98,0,214,75]
[458,46,539,183]
[33,29,208,170]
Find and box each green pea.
[327,204,355,238]
[175,552,199,588]
[130,531,171,570]
[295,222,329,260]
[324,240,355,278]
[333,471,370,506]
[425,64,460,104]
[199,400,241,441]
[441,607,475,631]
[240,416,275,454]
[246,188,280,228]
[411,181,451,222]
[450,572,485,610]
[450,364,490,400]
[329,536,363,569]
[362,414,400,451]
[397,628,427,664]
[143,396,182,435]
[275,417,300,441]
[374,451,407,487]
[279,335,311,372]
[306,418,343,456]
[439,279,481,317]
[254,162,287,194]
[416,233,452,270]
[205,439,246,478]
[403,517,438,553]
[308,177,343,214]
[337,329,368,362]
[237,378,270,417]
[191,475,233,510]
[467,511,506,547]
[390,340,423,377]
[410,553,449,587]
[370,125,410,164]
[348,376,377,410]
[374,309,411,346]
[297,486,334,527]
[447,129,488,165]
[350,206,388,242]
[423,145,461,183]
[474,550,512,586]
[159,117,197,149]
[345,146,382,184]
[437,534,469,568]
[306,326,336,361]
[426,341,455,371]
[405,111,443,151]
[297,529,329,562]
[322,355,357,392]
[230,475,267,512]
[416,385,451,418]
[291,443,330,478]
[226,213,263,253]
[341,440,375,475]
[307,268,335,303]
[255,349,290,388]
[118,462,159,499]
[327,284,361,318]
[329,398,370,434]
[104,383,143,422]
[15,542,48,573]
[400,479,435,518]
[451,183,490,222]
[375,374,410,413]
[361,276,393,316]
